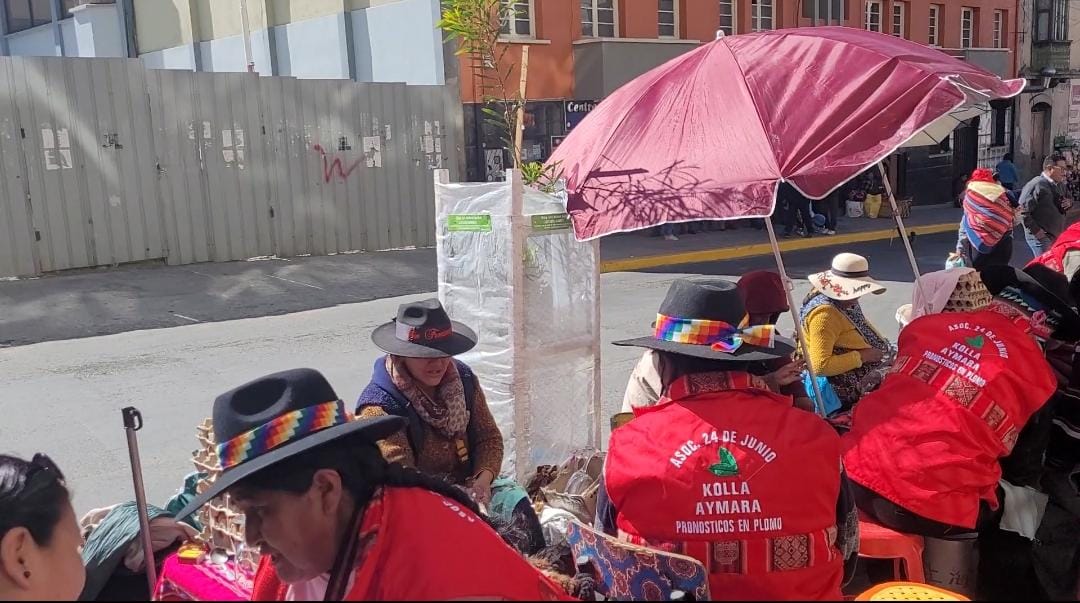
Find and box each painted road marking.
[266,274,325,290]
[599,222,958,273]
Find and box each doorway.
[1032,102,1053,170]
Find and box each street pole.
[239,0,256,73]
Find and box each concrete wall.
[140,44,197,70]
[135,0,193,53]
[353,0,444,85]
[8,26,58,57]
[273,12,351,79]
[69,4,125,58]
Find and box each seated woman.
[896,268,992,329]
[356,299,500,498]
[842,266,1078,538]
[355,299,541,553]
[176,368,572,601]
[802,253,891,410]
[621,272,806,412]
[0,454,86,601]
[602,278,858,601]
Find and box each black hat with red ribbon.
[372,299,478,358]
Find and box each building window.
[992,106,1008,147]
[992,9,1003,48]
[961,7,974,48]
[802,0,844,21]
[864,1,881,33]
[718,0,736,36]
[581,0,617,38]
[751,0,773,31]
[928,4,941,45]
[1035,0,1068,43]
[5,0,54,33]
[659,0,678,37]
[891,1,905,37]
[499,0,535,38]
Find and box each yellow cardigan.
[802,304,879,377]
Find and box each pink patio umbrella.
[547,27,1024,414]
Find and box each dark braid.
[380,462,485,517]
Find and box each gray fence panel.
[0,57,463,278]
[0,59,37,277]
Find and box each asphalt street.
[0,231,1031,514]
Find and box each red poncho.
[250,487,573,601]
[842,311,1056,528]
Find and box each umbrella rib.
[582,49,711,183]
[718,38,784,183]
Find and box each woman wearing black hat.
[356,299,503,508]
[176,368,571,601]
[601,278,858,601]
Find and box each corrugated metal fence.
[0,56,461,278]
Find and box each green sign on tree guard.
[530,213,572,232]
[447,214,493,233]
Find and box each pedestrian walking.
[995,152,1019,191]
[1020,154,1070,256]
[779,182,813,238]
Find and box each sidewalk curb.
[599,221,959,273]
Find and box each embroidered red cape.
[606,372,844,601]
[842,311,1056,528]
[250,486,573,601]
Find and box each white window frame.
[499,0,536,39]
[891,1,905,37]
[751,0,774,32]
[961,7,974,48]
[659,0,679,38]
[864,0,882,33]
[992,9,1003,48]
[928,4,941,45]
[580,0,618,38]
[717,0,736,36]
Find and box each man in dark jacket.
[1021,154,1070,256]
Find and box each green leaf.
[965,335,985,349]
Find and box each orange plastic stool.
[856,581,969,600]
[858,518,926,583]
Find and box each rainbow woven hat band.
[217,400,349,470]
[654,313,776,353]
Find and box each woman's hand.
[859,348,885,365]
[764,360,804,392]
[469,470,495,506]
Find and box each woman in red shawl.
[174,369,572,602]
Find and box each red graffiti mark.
[312,143,362,183]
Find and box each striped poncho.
[962,177,1014,253]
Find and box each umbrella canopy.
[546,27,1024,241]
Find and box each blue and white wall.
[2,3,127,58]
[136,0,445,85]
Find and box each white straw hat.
[808,253,887,301]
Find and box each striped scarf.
[962,180,1014,253]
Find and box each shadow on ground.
[0,249,438,348]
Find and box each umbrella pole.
[121,407,158,596]
[764,216,828,418]
[878,163,926,303]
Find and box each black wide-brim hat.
[613,278,795,362]
[372,298,477,358]
[176,368,404,519]
[981,264,1080,341]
